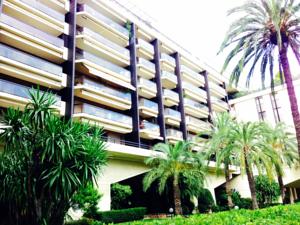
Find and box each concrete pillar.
[289,187,295,204]
[293,188,298,200]
[97,182,111,211]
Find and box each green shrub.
[231,190,252,209]
[111,183,133,210]
[65,218,93,225]
[255,175,280,207]
[197,188,214,213]
[92,207,146,223]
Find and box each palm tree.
[230,121,279,209]
[262,122,299,202]
[143,141,206,215]
[0,90,107,225]
[219,0,300,156]
[204,112,236,208]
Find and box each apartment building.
[0,0,230,211]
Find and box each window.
[255,96,266,121]
[270,93,281,123]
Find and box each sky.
[120,0,299,90]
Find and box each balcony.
[76,4,129,46]
[164,108,181,127]
[137,38,154,60]
[75,51,135,90]
[209,82,227,98]
[188,134,206,152]
[211,97,229,112]
[182,82,207,102]
[3,0,66,36]
[163,89,179,107]
[166,129,183,144]
[186,116,211,134]
[160,53,175,72]
[0,79,65,115]
[137,58,156,79]
[74,77,131,110]
[139,98,159,118]
[0,14,67,63]
[161,71,177,89]
[138,78,157,99]
[76,28,130,66]
[181,65,205,87]
[184,98,209,118]
[39,0,70,13]
[140,120,162,140]
[0,43,67,89]
[73,103,133,134]
[208,71,224,85]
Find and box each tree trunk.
[173,176,183,215]
[244,150,259,209]
[225,164,233,208]
[277,171,286,203]
[280,44,300,156]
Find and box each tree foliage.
[255,175,280,207]
[111,183,133,210]
[0,90,107,225]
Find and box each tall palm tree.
[219,0,300,156]
[230,121,280,209]
[204,112,236,208]
[143,141,206,215]
[262,122,299,202]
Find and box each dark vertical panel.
[62,0,77,119]
[203,70,212,122]
[223,82,230,112]
[174,52,187,140]
[152,39,166,141]
[126,23,140,146]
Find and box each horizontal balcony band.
[211,97,229,112]
[181,65,205,87]
[139,98,158,118]
[210,82,226,98]
[76,27,130,66]
[138,78,157,99]
[0,14,67,63]
[0,79,65,115]
[161,71,177,89]
[39,0,70,14]
[76,4,129,47]
[182,82,207,102]
[166,129,183,144]
[164,108,181,127]
[3,0,67,36]
[184,98,209,118]
[136,38,154,60]
[140,120,162,140]
[186,116,210,134]
[73,103,133,134]
[0,44,66,89]
[137,58,156,79]
[163,89,179,107]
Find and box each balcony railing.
[163,89,179,100]
[76,51,131,80]
[140,120,160,132]
[76,103,132,126]
[0,79,61,106]
[181,65,205,86]
[210,82,226,96]
[186,116,210,129]
[78,28,130,58]
[161,71,177,88]
[20,0,65,22]
[139,98,158,111]
[79,78,131,101]
[166,129,183,139]
[183,82,207,97]
[83,4,129,38]
[138,77,157,90]
[1,14,64,48]
[165,108,181,119]
[184,98,208,111]
[138,58,156,72]
[0,43,63,77]
[137,38,154,54]
[161,53,175,67]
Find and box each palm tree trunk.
[277,172,286,203]
[244,150,259,209]
[173,176,183,215]
[225,164,233,208]
[280,45,300,156]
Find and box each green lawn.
[121,204,300,225]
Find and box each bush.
[111,183,132,210]
[255,175,280,207]
[92,207,146,224]
[197,188,214,213]
[65,218,94,225]
[231,190,252,209]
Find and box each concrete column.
[293,188,298,200]
[97,182,111,211]
[289,187,295,204]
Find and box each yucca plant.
[219,0,300,156]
